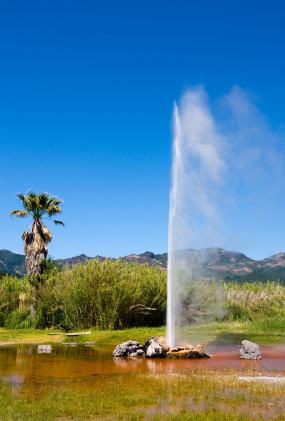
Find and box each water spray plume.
[166,86,285,348]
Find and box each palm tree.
[10,191,64,316]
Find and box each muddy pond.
[1,342,285,393]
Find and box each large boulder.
[145,337,167,358]
[112,340,145,357]
[240,340,261,360]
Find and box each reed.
[1,262,285,330]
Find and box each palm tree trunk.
[30,286,37,318]
[22,221,52,320]
[23,221,50,277]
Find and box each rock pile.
[112,336,210,359]
[168,343,209,359]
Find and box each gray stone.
[38,344,52,354]
[240,340,261,360]
[145,337,166,358]
[112,340,145,357]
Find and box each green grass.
[1,371,285,420]
[0,327,64,345]
[69,318,285,348]
[1,318,285,347]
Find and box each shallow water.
[1,343,285,392]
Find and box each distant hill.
[2,247,285,281]
[0,250,25,276]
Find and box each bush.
[0,275,30,326]
[37,259,167,330]
[4,308,32,329]
[225,282,285,321]
[1,261,285,330]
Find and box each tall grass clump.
[37,259,166,330]
[225,281,285,321]
[0,275,31,327]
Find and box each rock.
[240,340,261,360]
[129,349,145,357]
[145,337,167,358]
[167,343,209,359]
[181,343,194,351]
[38,344,52,354]
[195,344,204,354]
[153,336,170,352]
[170,346,185,352]
[112,340,145,357]
[167,349,191,358]
[185,350,210,359]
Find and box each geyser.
[167,88,226,347]
[166,86,285,347]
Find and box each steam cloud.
[167,86,285,347]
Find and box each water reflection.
[1,343,285,393]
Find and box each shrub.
[37,259,167,330]
[225,282,285,321]
[4,308,32,329]
[1,262,285,330]
[0,275,30,326]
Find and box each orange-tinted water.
[1,343,285,392]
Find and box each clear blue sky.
[0,0,284,259]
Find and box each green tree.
[10,191,64,317]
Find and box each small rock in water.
[38,344,52,354]
[112,340,145,357]
[145,337,167,358]
[240,340,261,360]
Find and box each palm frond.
[53,220,65,226]
[10,210,28,217]
[52,199,63,206]
[47,205,62,216]
[16,193,26,203]
[12,191,64,226]
[39,192,50,207]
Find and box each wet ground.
[1,342,285,392]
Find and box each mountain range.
[2,248,285,281]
